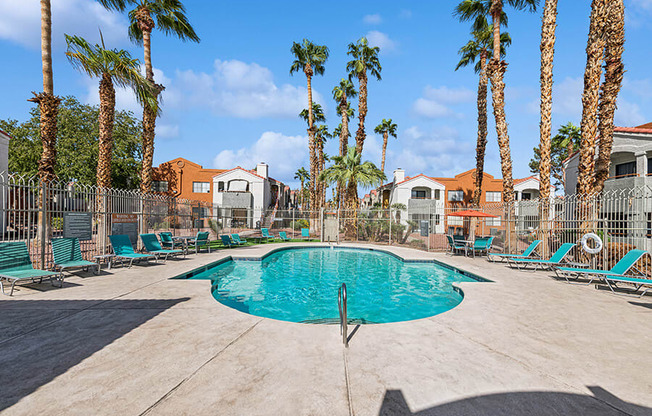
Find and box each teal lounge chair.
[220,235,234,248]
[507,243,575,271]
[158,232,183,249]
[301,228,310,240]
[140,234,184,261]
[470,236,494,258]
[188,231,211,253]
[109,235,156,267]
[602,274,652,297]
[279,231,290,241]
[0,242,63,296]
[261,228,275,242]
[446,235,467,256]
[488,240,541,263]
[555,249,648,285]
[52,237,99,275]
[231,234,246,245]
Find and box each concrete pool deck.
[0,242,650,415]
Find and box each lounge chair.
[188,231,211,253]
[301,228,311,240]
[0,242,63,296]
[231,234,247,245]
[109,234,156,267]
[602,275,652,297]
[220,234,234,248]
[158,232,183,249]
[279,231,290,241]
[470,236,494,258]
[446,235,467,256]
[51,237,100,275]
[555,249,648,285]
[507,242,575,271]
[261,228,275,242]
[488,240,541,263]
[140,234,184,261]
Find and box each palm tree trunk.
[337,98,349,209]
[490,0,503,61]
[305,69,318,223]
[538,0,558,258]
[98,73,116,189]
[344,178,358,238]
[355,72,368,155]
[472,52,488,207]
[381,132,388,172]
[593,0,625,194]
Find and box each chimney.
[256,162,269,179]
[393,168,405,184]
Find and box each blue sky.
[1,0,651,189]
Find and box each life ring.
[580,233,603,255]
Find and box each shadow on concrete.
[347,324,361,344]
[629,301,652,309]
[0,297,189,411]
[378,386,650,416]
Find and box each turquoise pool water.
[183,247,481,324]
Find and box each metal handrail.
[338,283,348,348]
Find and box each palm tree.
[294,167,309,209]
[290,39,329,215]
[65,34,156,189]
[332,79,357,158]
[320,146,386,237]
[315,125,331,206]
[455,5,510,206]
[373,119,398,172]
[346,37,382,155]
[111,0,200,193]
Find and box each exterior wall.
[434,170,507,206]
[0,131,8,235]
[152,158,225,203]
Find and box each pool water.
[184,247,480,324]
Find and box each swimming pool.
[180,247,484,324]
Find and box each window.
[151,181,168,192]
[435,214,440,225]
[192,182,210,193]
[486,191,501,202]
[192,207,209,218]
[647,213,651,238]
[217,181,225,192]
[434,189,440,200]
[615,161,636,178]
[411,189,427,199]
[486,216,502,226]
[448,190,464,202]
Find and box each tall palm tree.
[65,34,156,189]
[112,0,200,193]
[332,79,357,158]
[320,146,386,237]
[294,167,309,209]
[346,37,382,155]
[455,5,510,206]
[290,39,329,214]
[593,0,625,194]
[373,119,398,172]
[315,124,331,206]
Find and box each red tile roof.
[0,128,11,139]
[614,126,652,134]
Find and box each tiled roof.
[0,128,12,139]
[614,126,652,134]
[394,173,445,187]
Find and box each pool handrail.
[338,283,348,348]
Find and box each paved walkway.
[0,243,650,415]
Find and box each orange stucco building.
[151,158,226,202]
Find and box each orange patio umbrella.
[447,209,497,240]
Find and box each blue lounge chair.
[470,236,494,258]
[231,234,247,245]
[220,234,234,248]
[52,237,99,275]
[602,275,652,297]
[488,240,541,263]
[188,231,211,253]
[109,235,156,267]
[555,249,648,285]
[158,232,183,249]
[140,234,184,261]
[279,231,290,241]
[507,243,575,271]
[446,235,467,256]
[261,228,275,242]
[0,242,63,295]
[301,228,310,240]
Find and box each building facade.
[0,129,9,235]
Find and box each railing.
[338,283,348,348]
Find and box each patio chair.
[470,237,494,258]
[51,237,99,275]
[220,234,234,248]
[109,234,156,267]
[301,228,310,240]
[188,231,211,253]
[507,243,575,271]
[231,234,247,245]
[158,232,183,249]
[446,235,467,256]
[555,249,648,285]
[601,274,652,297]
[261,228,275,242]
[279,231,290,241]
[140,234,184,261]
[0,242,63,296]
[488,240,541,263]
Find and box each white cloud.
[0,0,128,49]
[363,14,382,25]
[213,132,308,183]
[171,59,323,118]
[365,31,397,53]
[399,9,412,19]
[411,86,474,118]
